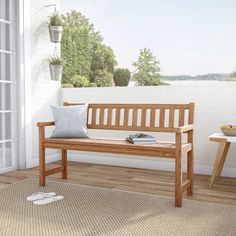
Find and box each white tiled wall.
[27,0,61,167]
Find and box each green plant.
[87,82,97,87]
[61,10,117,85]
[94,70,113,87]
[49,12,62,26]
[70,75,89,87]
[113,68,131,86]
[48,56,63,65]
[89,44,117,82]
[61,26,91,84]
[62,84,74,88]
[132,48,162,86]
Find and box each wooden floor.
[0,161,236,206]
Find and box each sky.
[61,0,236,76]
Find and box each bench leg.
[39,145,46,186]
[175,155,182,207]
[175,133,182,207]
[187,149,194,196]
[39,126,46,186]
[61,149,67,179]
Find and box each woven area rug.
[0,178,235,236]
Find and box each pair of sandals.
[26,192,64,205]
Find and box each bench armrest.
[37,121,55,127]
[175,124,194,133]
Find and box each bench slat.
[141,108,147,127]
[132,109,138,127]
[159,108,165,128]
[107,107,112,125]
[169,108,175,128]
[178,109,185,127]
[123,108,129,127]
[99,108,104,125]
[150,108,156,127]
[92,108,97,125]
[116,108,121,126]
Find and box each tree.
[61,26,91,84]
[61,10,117,85]
[132,48,161,86]
[90,44,117,82]
[113,68,131,86]
[62,10,103,44]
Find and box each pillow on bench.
[50,104,88,138]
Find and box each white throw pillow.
[50,104,89,138]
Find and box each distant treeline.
[161,73,228,81]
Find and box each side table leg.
[209,142,228,187]
[215,142,230,180]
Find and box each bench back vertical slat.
[123,108,129,127]
[168,108,175,128]
[99,107,104,125]
[92,107,97,125]
[178,109,185,127]
[107,107,112,126]
[150,108,156,127]
[132,108,138,127]
[116,108,121,126]
[159,108,165,128]
[141,108,147,127]
[63,103,194,132]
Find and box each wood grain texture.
[62,150,67,179]
[175,132,182,207]
[209,142,231,187]
[39,126,45,186]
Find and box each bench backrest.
[64,102,194,133]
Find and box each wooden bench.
[37,102,195,207]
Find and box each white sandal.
[33,195,64,205]
[26,192,56,202]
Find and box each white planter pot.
[49,64,63,81]
[49,26,63,43]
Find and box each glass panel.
[0,0,10,21]
[0,83,11,110]
[5,141,12,167]
[0,22,10,51]
[0,113,12,140]
[0,53,11,81]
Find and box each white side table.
[208,133,236,187]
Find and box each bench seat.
[44,138,192,158]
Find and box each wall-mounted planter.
[49,64,63,81]
[49,26,63,43]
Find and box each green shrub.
[87,82,97,87]
[49,12,62,26]
[70,75,89,87]
[94,70,113,87]
[62,84,74,88]
[113,68,130,86]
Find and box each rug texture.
[0,178,235,236]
